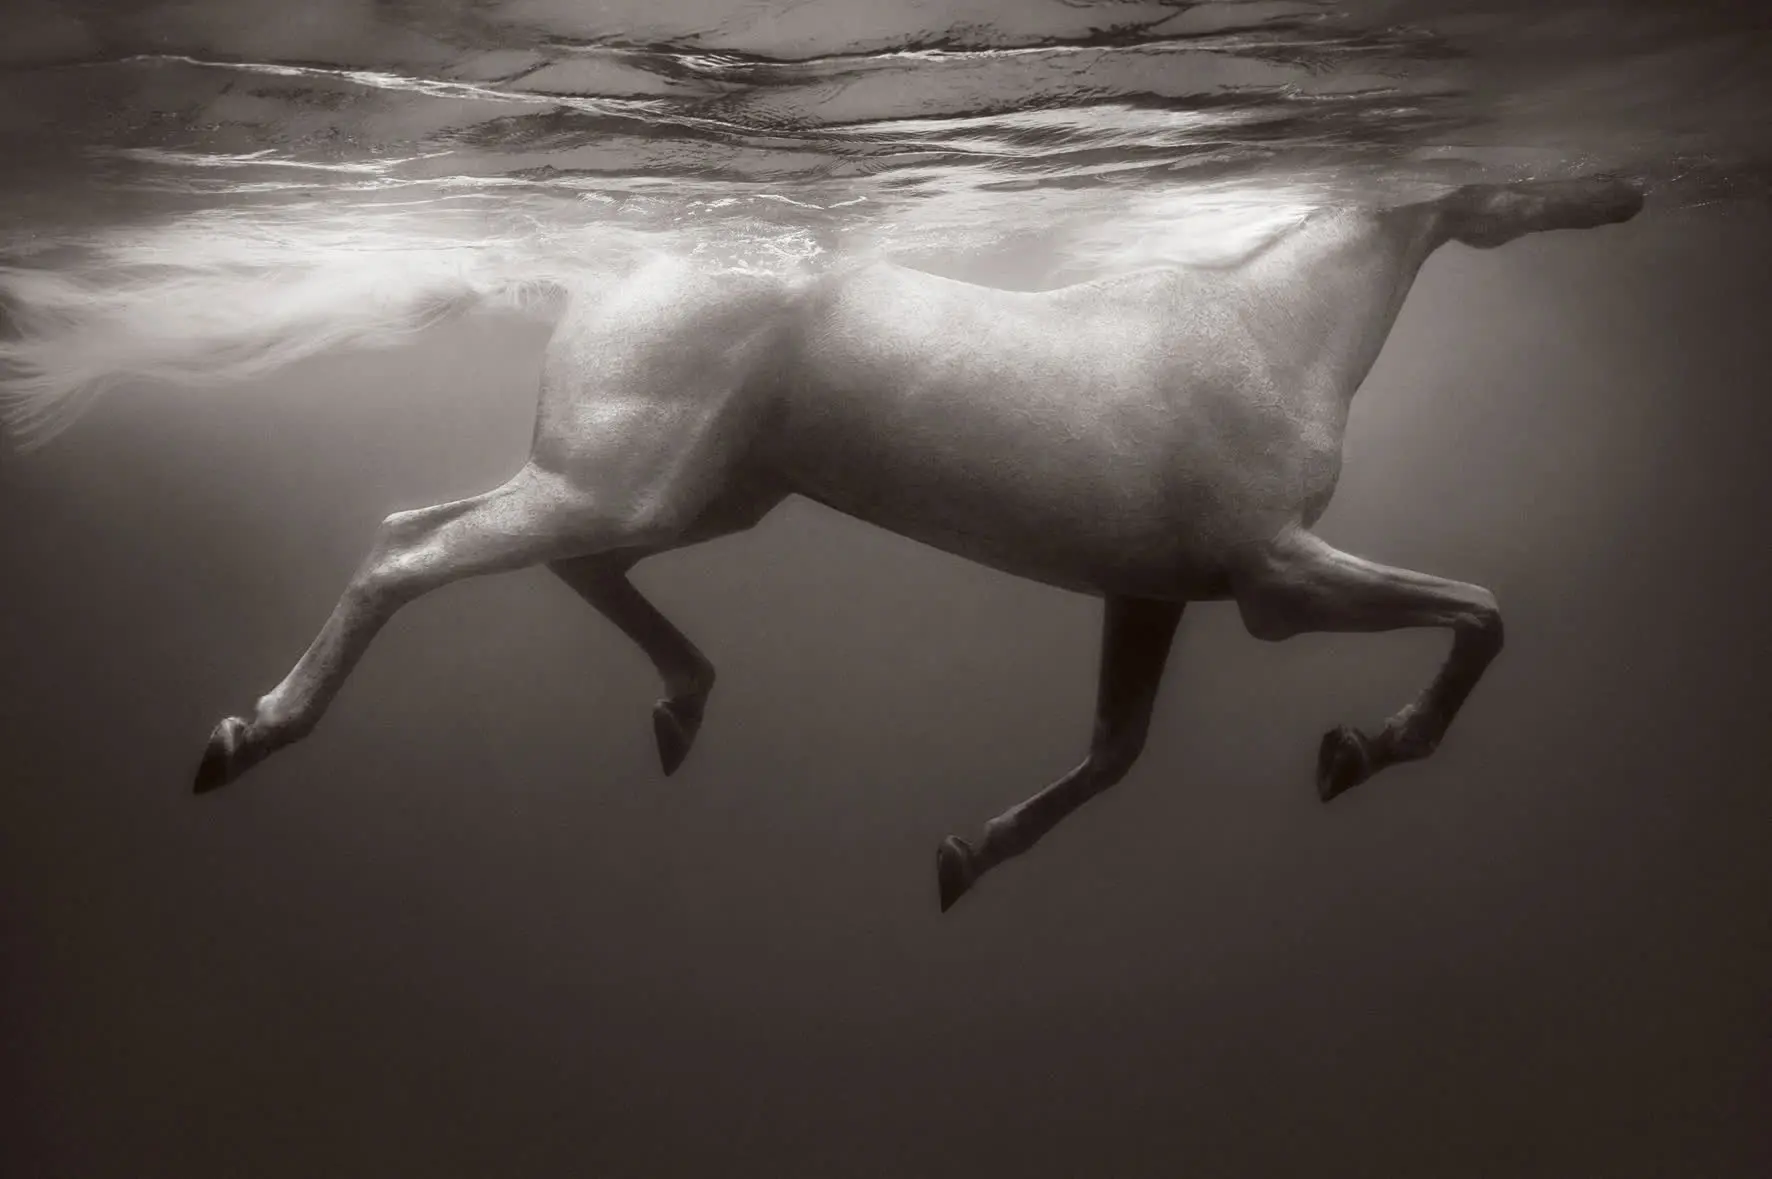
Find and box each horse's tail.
[0,206,609,447]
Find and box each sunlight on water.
[1,0,1767,439]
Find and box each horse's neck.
[1239,206,1441,407]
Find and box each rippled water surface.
[6,1,1770,249]
[1,0,1768,431]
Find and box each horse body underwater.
[187,176,1645,911]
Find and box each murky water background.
[2,4,1768,1178]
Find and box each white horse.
[173,176,1642,912]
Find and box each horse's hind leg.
[191,261,789,794]
[937,596,1185,912]
[1233,527,1505,802]
[550,557,715,776]
[548,486,782,776]
[191,462,688,792]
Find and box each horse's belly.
[765,384,1228,598]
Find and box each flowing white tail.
[0,204,636,443]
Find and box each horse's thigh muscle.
[529,267,794,513]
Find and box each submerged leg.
[937,596,1184,912]
[549,486,782,775]
[192,257,790,794]
[193,465,693,792]
[550,556,716,776]
[1234,527,1505,802]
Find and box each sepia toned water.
[2,0,1770,256]
[1,3,1768,1178]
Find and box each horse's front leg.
[1233,527,1506,801]
[937,596,1185,912]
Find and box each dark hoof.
[937,836,979,913]
[194,716,251,795]
[651,696,705,777]
[1316,725,1375,803]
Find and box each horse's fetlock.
[1460,593,1504,653]
[679,654,716,699]
[254,693,313,741]
[1394,731,1439,762]
[981,816,1028,861]
[1381,708,1439,762]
